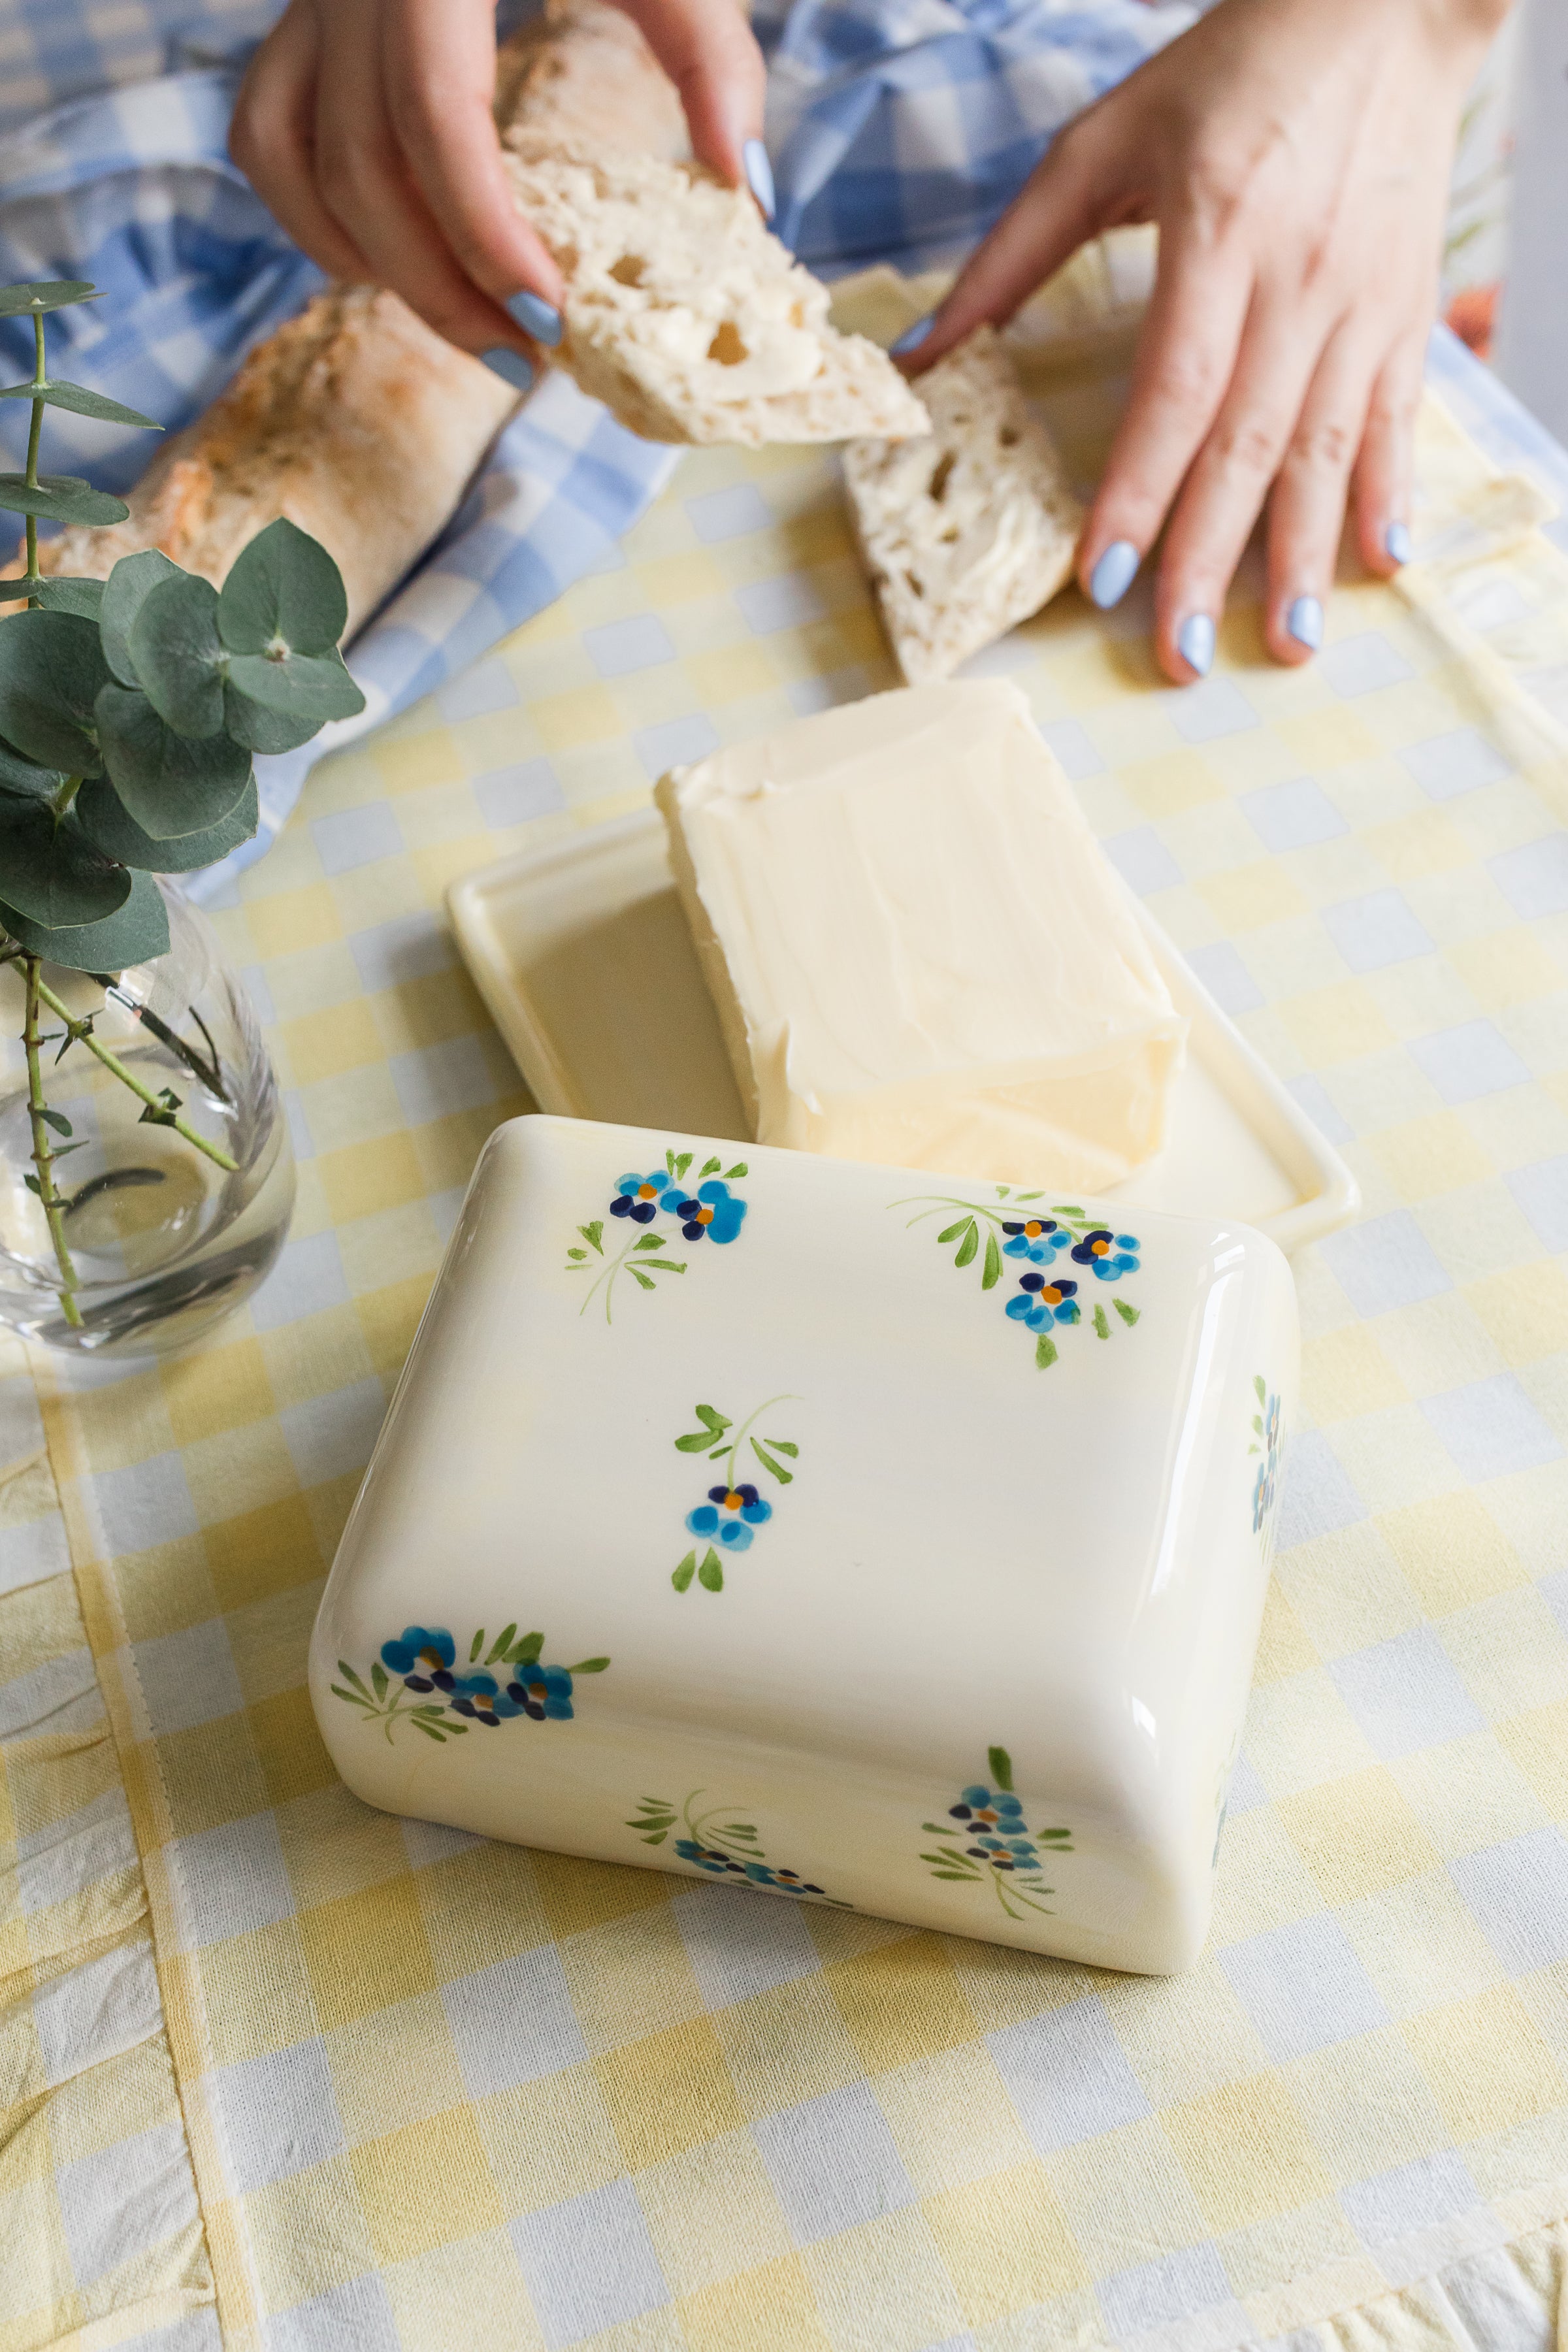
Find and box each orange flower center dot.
[725,1492,742,1509]
[697,1207,713,1224]
[1092,1238,1109,1254]
[1024,1221,1043,1237]
[638,1184,658,1198]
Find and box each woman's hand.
[897,0,1510,682]
[230,0,768,387]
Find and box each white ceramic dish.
[448,811,1359,1254]
[312,1113,1299,1972]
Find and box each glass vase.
[0,880,295,1354]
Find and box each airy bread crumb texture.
[843,325,1083,683]
[500,146,931,448]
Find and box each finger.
[1353,319,1426,576]
[229,3,370,282]
[312,1,532,357]
[385,0,564,312]
[1075,220,1254,610]
[613,0,768,191]
[1262,318,1378,663]
[1151,289,1331,683]
[887,117,1108,371]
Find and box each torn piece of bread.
[499,148,931,448]
[7,289,518,635]
[843,326,1083,683]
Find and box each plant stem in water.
[22,956,82,1326]
[34,974,239,1173]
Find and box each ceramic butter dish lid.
[310,1115,1298,1974]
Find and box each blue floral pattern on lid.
[920,1748,1073,1923]
[892,1184,1143,1366]
[568,1146,749,1320]
[331,1624,608,1742]
[672,1395,800,1592]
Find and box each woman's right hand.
[230,0,769,385]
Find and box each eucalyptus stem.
[22,956,82,1327]
[23,306,42,606]
[33,973,239,1173]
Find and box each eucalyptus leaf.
[221,678,319,755]
[225,646,364,727]
[0,800,129,927]
[0,380,160,429]
[0,281,99,316]
[95,681,252,836]
[0,473,129,525]
[100,548,182,687]
[24,576,106,620]
[0,868,168,971]
[76,776,258,874]
[218,515,348,656]
[0,734,63,800]
[129,572,225,737]
[0,609,108,773]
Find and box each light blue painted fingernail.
[1177,613,1214,678]
[506,289,562,348]
[482,346,534,392]
[743,137,775,221]
[1088,540,1139,610]
[1385,519,1412,565]
[1286,594,1323,651]
[889,315,934,357]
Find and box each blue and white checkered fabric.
[0,0,1194,891]
[756,0,1194,275]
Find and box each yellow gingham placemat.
[5,306,1568,2351]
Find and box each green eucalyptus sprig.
[0,278,365,1331]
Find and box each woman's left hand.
[896,0,1510,683]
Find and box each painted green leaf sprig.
[627,1789,848,1905]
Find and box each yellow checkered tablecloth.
[4,310,1568,2352]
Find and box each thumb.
[896,116,1111,372]
[610,0,768,195]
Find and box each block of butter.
[311,1114,1298,1973]
[655,679,1188,1189]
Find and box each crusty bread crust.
[502,148,931,449]
[843,326,1083,682]
[12,288,517,634]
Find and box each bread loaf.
[500,147,931,448]
[7,0,681,623]
[843,325,1083,683]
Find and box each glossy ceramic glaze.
[310,1115,1298,1972]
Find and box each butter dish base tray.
[448,809,1359,1254]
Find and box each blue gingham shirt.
[0,0,1191,891]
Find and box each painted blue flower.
[506,1659,575,1722]
[687,1482,772,1548]
[380,1625,457,1692]
[950,1784,1026,1831]
[1002,1216,1071,1265]
[676,1837,738,1875]
[448,1671,528,1724]
[611,1171,678,1224]
[672,1179,747,1244]
[969,1833,1041,1873]
[1071,1227,1140,1280]
[1004,1273,1079,1331]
